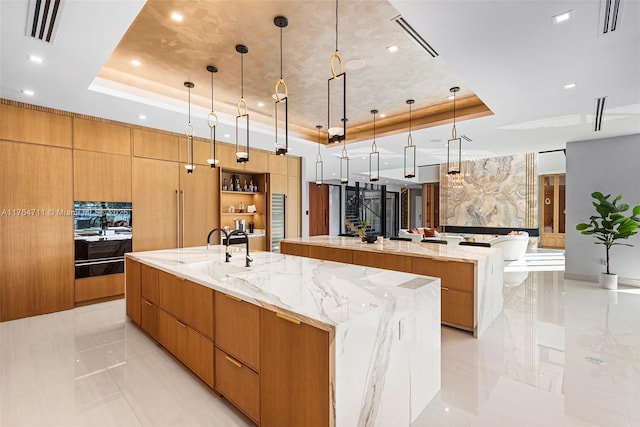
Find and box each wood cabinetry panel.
[186,327,214,387]
[133,128,179,161]
[286,176,300,238]
[308,246,352,264]
[216,142,237,168]
[244,150,267,173]
[0,104,72,147]
[140,264,159,304]
[183,280,214,340]
[0,142,74,321]
[179,137,215,166]
[412,258,474,293]
[260,309,329,427]
[442,288,474,329]
[180,165,217,248]
[270,173,287,194]
[215,293,260,371]
[267,153,287,173]
[141,299,158,340]
[158,270,182,318]
[73,118,131,155]
[132,157,178,251]
[287,157,300,177]
[279,241,309,258]
[352,251,413,272]
[125,258,141,325]
[74,150,131,202]
[75,274,124,303]
[215,348,260,423]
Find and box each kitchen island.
[280,236,504,338]
[125,246,441,427]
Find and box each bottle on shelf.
[249,179,254,192]
[238,201,245,213]
[234,177,240,191]
[223,178,228,191]
[243,180,248,192]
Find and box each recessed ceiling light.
[448,95,455,100]
[386,44,400,53]
[224,133,230,138]
[257,102,265,107]
[21,89,35,96]
[138,114,147,120]
[380,113,386,118]
[345,59,365,70]
[563,82,577,89]
[171,12,184,22]
[384,162,388,165]
[552,10,573,24]
[362,156,366,160]
[332,173,336,176]
[131,59,141,67]
[27,54,43,64]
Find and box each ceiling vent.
[26,0,65,43]
[460,135,472,142]
[392,16,439,58]
[600,0,621,34]
[593,97,607,131]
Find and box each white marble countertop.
[282,235,500,263]
[126,246,439,332]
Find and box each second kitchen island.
[126,246,441,427]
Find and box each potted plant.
[576,192,640,289]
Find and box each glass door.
[540,174,566,248]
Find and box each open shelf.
[222,212,259,216]
[221,190,262,195]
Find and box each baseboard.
[564,272,640,288]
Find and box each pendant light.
[184,81,195,174]
[369,109,379,182]
[404,99,415,178]
[235,44,250,163]
[447,86,462,176]
[339,120,349,184]
[274,16,289,156]
[206,65,219,169]
[327,0,347,144]
[315,125,323,186]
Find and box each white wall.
[565,134,640,287]
[537,150,566,175]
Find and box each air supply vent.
[460,135,472,142]
[26,0,65,43]
[392,16,439,58]
[593,97,607,131]
[600,0,621,34]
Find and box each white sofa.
[489,232,529,260]
[398,228,441,243]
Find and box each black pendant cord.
[210,70,216,160]
[187,86,191,124]
[280,26,283,79]
[241,53,244,99]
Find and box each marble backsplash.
[441,153,538,228]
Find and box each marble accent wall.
[441,153,538,227]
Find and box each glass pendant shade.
[235,44,250,163]
[315,125,323,186]
[183,81,195,174]
[369,109,379,182]
[340,146,349,184]
[274,16,289,156]
[206,65,219,169]
[404,99,415,178]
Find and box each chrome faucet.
[206,228,232,262]
[227,230,253,267]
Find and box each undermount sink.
[185,260,246,281]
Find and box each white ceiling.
[1,0,639,189]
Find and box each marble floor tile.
[1,264,638,427]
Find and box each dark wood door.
[308,183,329,236]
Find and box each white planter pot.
[599,273,618,290]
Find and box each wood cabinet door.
[215,293,260,371]
[158,270,184,319]
[0,142,74,321]
[441,288,474,329]
[260,310,329,427]
[132,157,179,251]
[73,118,131,155]
[141,299,158,340]
[286,176,300,238]
[215,347,260,423]
[183,280,214,341]
[186,327,214,387]
[74,150,131,202]
[0,104,72,148]
[125,258,141,325]
[179,165,217,248]
[308,183,329,236]
[140,264,159,304]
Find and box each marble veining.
[127,246,441,426]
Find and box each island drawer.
[140,264,159,304]
[441,288,473,329]
[214,347,260,424]
[412,258,474,293]
[140,298,158,340]
[215,292,260,372]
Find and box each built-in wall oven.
[74,201,132,279]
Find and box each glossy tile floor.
[1,261,639,426]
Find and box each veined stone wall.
[440,153,537,228]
